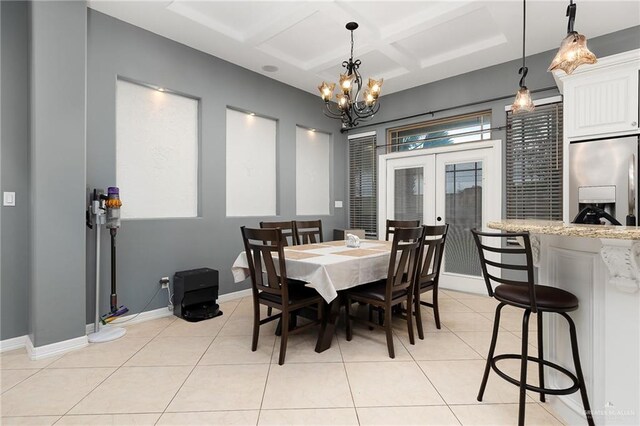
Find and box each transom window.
[387,111,491,152]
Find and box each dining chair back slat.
[295,220,323,245]
[385,219,421,241]
[260,221,297,246]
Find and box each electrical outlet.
[160,276,170,289]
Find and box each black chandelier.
[318,22,383,130]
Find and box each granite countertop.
[487,219,640,240]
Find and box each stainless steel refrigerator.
[569,136,639,225]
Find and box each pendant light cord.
[350,29,354,62]
[518,0,529,88]
[522,0,526,71]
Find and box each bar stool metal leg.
[518,310,532,426]
[537,311,546,402]
[478,302,506,401]
[561,312,595,426]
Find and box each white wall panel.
[296,127,330,215]
[116,80,198,219]
[226,109,277,216]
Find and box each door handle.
[436,216,442,222]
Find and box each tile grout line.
[50,317,178,424]
[335,326,361,425]
[256,334,278,425]
[153,298,243,425]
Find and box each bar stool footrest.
[490,354,580,396]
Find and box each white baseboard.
[2,288,252,356]
[25,335,88,360]
[0,335,28,353]
[85,305,173,335]
[218,288,251,303]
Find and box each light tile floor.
[1,291,565,425]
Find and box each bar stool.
[471,229,594,426]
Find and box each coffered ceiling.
[88,0,640,96]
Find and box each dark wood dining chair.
[414,224,449,337]
[294,220,323,244]
[260,221,297,246]
[385,219,421,241]
[241,226,323,365]
[471,229,593,426]
[344,226,426,358]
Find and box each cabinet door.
[565,65,639,139]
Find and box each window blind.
[506,102,563,220]
[349,134,378,239]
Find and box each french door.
[378,141,502,293]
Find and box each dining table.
[231,239,393,352]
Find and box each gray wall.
[1,1,30,341]
[85,10,347,323]
[29,1,88,346]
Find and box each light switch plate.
[3,192,15,207]
[334,201,343,208]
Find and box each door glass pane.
[444,161,482,276]
[394,167,423,221]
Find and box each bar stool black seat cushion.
[495,284,579,311]
[347,279,408,302]
[259,279,321,305]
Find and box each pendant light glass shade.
[548,0,597,74]
[548,32,597,74]
[512,87,535,114]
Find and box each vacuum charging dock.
[174,268,222,322]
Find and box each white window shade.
[296,127,331,215]
[116,79,198,219]
[226,109,277,217]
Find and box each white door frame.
[378,140,503,293]
[378,139,502,237]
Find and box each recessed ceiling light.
[262,65,279,73]
[158,87,165,92]
[249,112,256,116]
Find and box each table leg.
[315,297,342,352]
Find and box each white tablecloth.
[231,240,392,302]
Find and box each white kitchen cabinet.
[555,49,640,140]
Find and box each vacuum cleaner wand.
[87,187,128,342]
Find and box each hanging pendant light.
[318,22,382,130]
[548,0,597,74]
[512,0,535,114]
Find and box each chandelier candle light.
[318,22,383,130]
[512,0,535,114]
[548,0,597,74]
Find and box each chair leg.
[537,311,546,403]
[346,297,353,341]
[433,288,441,329]
[562,312,595,426]
[368,305,374,330]
[518,310,532,426]
[385,306,395,359]
[278,310,289,365]
[478,302,505,401]
[267,307,273,316]
[406,294,415,345]
[415,291,424,340]
[251,300,260,352]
